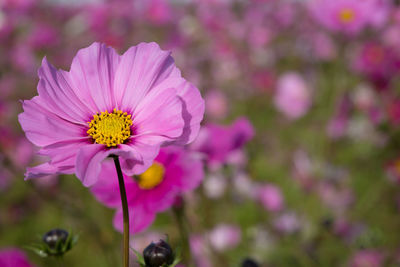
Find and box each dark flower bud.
[143,239,174,267]
[321,217,334,230]
[42,229,69,250]
[241,258,259,267]
[27,228,78,258]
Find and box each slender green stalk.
[173,203,192,266]
[112,155,130,267]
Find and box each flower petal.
[75,144,113,187]
[114,42,180,112]
[170,78,205,145]
[117,143,160,176]
[132,85,184,146]
[39,139,90,168]
[25,162,60,180]
[37,57,94,123]
[18,97,87,147]
[68,42,121,112]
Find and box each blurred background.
[1,0,400,266]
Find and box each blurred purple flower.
[352,42,398,90]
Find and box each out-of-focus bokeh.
[1,0,400,266]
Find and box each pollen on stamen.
[87,108,133,147]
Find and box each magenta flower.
[190,117,254,168]
[0,248,36,267]
[18,42,204,186]
[91,146,204,233]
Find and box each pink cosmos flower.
[91,146,204,233]
[349,250,383,267]
[190,117,254,168]
[208,224,241,252]
[257,184,284,212]
[308,0,388,35]
[18,42,204,187]
[274,72,311,119]
[0,248,36,267]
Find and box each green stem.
[173,203,192,266]
[112,155,130,267]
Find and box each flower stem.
[112,155,130,267]
[173,202,192,266]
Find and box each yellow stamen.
[87,108,132,147]
[339,8,355,23]
[137,162,165,189]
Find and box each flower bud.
[143,239,174,267]
[42,229,69,250]
[241,258,259,267]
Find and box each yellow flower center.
[339,8,355,23]
[137,162,165,189]
[87,108,132,147]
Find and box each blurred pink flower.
[208,224,241,252]
[190,235,212,267]
[257,184,284,212]
[0,248,36,267]
[204,90,228,120]
[308,0,388,35]
[145,0,172,25]
[317,182,354,213]
[27,23,60,50]
[191,117,254,168]
[91,147,204,233]
[11,44,35,74]
[19,42,204,186]
[274,212,301,234]
[350,250,383,267]
[1,0,36,13]
[310,32,337,61]
[274,72,311,119]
